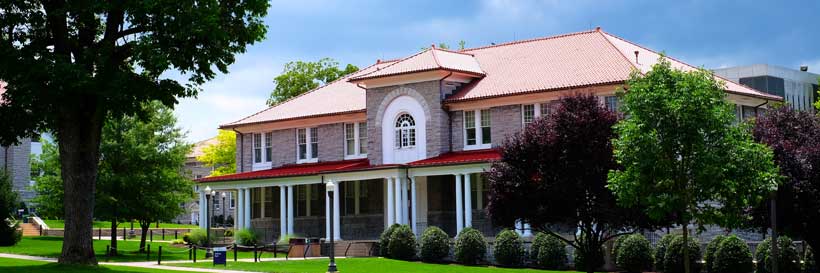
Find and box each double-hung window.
[252,132,273,169]
[604,96,620,112]
[297,127,319,163]
[253,133,262,163]
[522,102,554,126]
[344,122,368,159]
[464,109,492,150]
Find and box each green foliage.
[182,232,192,244]
[170,239,186,245]
[419,226,450,263]
[704,235,727,273]
[223,229,234,237]
[754,236,801,273]
[611,234,629,261]
[616,234,653,273]
[454,227,487,265]
[573,244,604,272]
[235,228,258,246]
[30,139,63,219]
[379,224,401,257]
[656,233,680,271]
[805,246,817,273]
[814,77,820,111]
[387,225,417,261]
[187,229,209,246]
[197,130,237,176]
[712,235,753,273]
[267,58,359,105]
[531,232,567,269]
[0,171,21,246]
[493,229,524,267]
[664,235,702,273]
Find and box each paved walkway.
[0,253,268,273]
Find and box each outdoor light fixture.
[325,180,338,273]
[204,186,213,258]
[221,192,227,228]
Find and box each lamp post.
[325,181,337,273]
[221,192,227,229]
[204,186,214,258]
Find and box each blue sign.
[213,247,227,266]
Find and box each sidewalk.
[0,253,265,273]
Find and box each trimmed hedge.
[454,227,486,265]
[616,234,653,273]
[387,225,417,260]
[379,224,401,257]
[655,233,680,271]
[234,228,258,246]
[712,235,753,273]
[420,226,450,262]
[493,229,524,267]
[754,236,801,273]
[663,235,702,273]
[531,233,567,269]
[611,234,629,262]
[704,235,727,273]
[573,245,604,272]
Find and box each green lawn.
[176,257,582,273]
[0,257,196,273]
[41,220,198,229]
[0,237,278,263]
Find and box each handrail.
[31,216,48,229]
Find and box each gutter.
[753,100,770,116]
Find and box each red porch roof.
[407,149,501,167]
[197,159,370,183]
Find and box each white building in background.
[714,64,819,112]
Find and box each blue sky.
[174,0,820,142]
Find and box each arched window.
[394,113,416,149]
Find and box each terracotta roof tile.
[350,48,484,81]
[197,159,371,183]
[407,149,500,167]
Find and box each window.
[253,133,262,163]
[522,102,554,126]
[464,109,491,149]
[297,128,318,163]
[264,133,272,163]
[395,114,416,149]
[344,122,368,158]
[605,96,620,112]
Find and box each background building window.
[297,128,318,162]
[522,104,535,125]
[345,122,368,158]
[264,133,272,163]
[605,96,620,112]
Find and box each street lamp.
[325,181,338,273]
[221,192,227,229]
[204,186,214,258]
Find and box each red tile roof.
[407,149,500,167]
[197,159,371,183]
[350,47,485,81]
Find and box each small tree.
[712,235,753,273]
[704,235,727,273]
[608,58,781,273]
[0,171,21,246]
[267,58,359,105]
[197,130,237,176]
[487,94,659,273]
[616,234,653,273]
[30,139,64,219]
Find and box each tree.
[486,94,657,273]
[31,139,64,219]
[421,40,467,51]
[0,170,21,246]
[0,1,268,265]
[751,105,820,267]
[97,102,192,254]
[608,58,780,273]
[197,130,236,176]
[267,58,358,106]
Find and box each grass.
[176,257,583,273]
[41,220,198,229]
[0,237,280,263]
[0,257,198,273]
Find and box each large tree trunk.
[109,220,118,256]
[57,99,104,265]
[139,220,150,253]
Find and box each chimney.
[800,65,808,72]
[634,50,640,64]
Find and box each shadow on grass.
[1,263,159,273]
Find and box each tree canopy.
[0,170,21,246]
[197,130,237,176]
[486,94,656,273]
[267,58,358,106]
[607,58,780,273]
[30,139,63,219]
[0,0,268,264]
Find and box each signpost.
[213,247,227,266]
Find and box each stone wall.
[317,123,344,162]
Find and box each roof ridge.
[430,48,443,69]
[462,28,599,52]
[434,47,476,56]
[222,60,389,128]
[350,48,433,80]
[597,31,642,74]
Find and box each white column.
[394,177,402,224]
[244,188,251,228]
[386,178,394,226]
[236,189,244,229]
[325,183,331,239]
[280,186,287,239]
[287,185,294,235]
[455,174,464,234]
[333,181,341,240]
[199,191,207,229]
[410,176,418,235]
[402,178,409,225]
[260,187,266,218]
[464,173,472,228]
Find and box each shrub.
[493,229,524,267]
[573,245,604,272]
[611,234,629,261]
[182,232,192,244]
[663,235,702,273]
[0,171,21,246]
[171,239,186,244]
[805,246,817,273]
[616,234,654,273]
[704,235,727,273]
[712,235,753,273]
[388,225,417,260]
[378,224,400,257]
[420,226,450,262]
[187,228,209,246]
[754,236,801,273]
[454,227,486,265]
[234,228,258,246]
[532,233,567,269]
[223,229,234,237]
[655,233,680,271]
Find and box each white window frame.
[252,132,273,170]
[296,127,319,164]
[344,122,368,159]
[463,109,492,150]
[521,102,554,127]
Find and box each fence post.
[98,228,101,240]
[123,227,127,241]
[162,229,165,240]
[193,245,197,263]
[150,229,153,242]
[234,243,237,262]
[146,244,151,261]
[175,230,178,240]
[253,244,257,262]
[188,243,192,260]
[158,246,162,265]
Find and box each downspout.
[233,129,244,173]
[753,100,770,116]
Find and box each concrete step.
[20,223,40,237]
[333,241,375,257]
